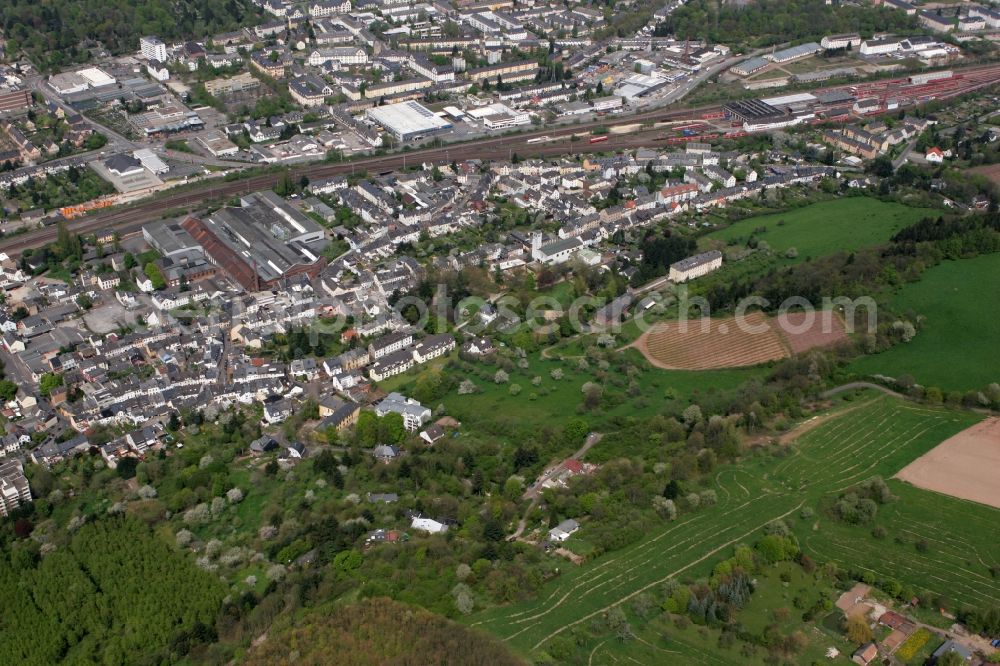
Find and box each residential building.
[821,33,862,50]
[368,348,415,380]
[668,250,723,282]
[548,518,580,542]
[0,459,31,517]
[375,392,431,430]
[369,331,414,359]
[860,38,901,56]
[140,36,168,62]
[411,516,448,533]
[412,334,455,363]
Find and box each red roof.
[660,183,698,196]
[563,459,584,474]
[879,611,905,628]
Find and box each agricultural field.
[895,417,1000,509]
[630,310,847,370]
[632,311,788,370]
[849,253,1000,391]
[469,396,1000,661]
[702,198,936,262]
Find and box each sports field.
[469,397,999,661]
[849,253,1000,391]
[703,198,935,261]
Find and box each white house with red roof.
[925,146,945,163]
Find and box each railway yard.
[2,61,999,258]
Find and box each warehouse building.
[764,42,821,63]
[723,99,784,124]
[143,219,204,258]
[466,102,529,130]
[366,100,452,142]
[181,190,329,290]
[0,87,32,115]
[729,57,769,76]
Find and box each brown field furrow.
[632,310,851,370]
[777,311,849,355]
[895,417,1000,509]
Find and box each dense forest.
[0,0,262,71]
[0,517,225,664]
[244,597,525,666]
[658,0,919,48]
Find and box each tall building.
[0,459,31,517]
[140,36,168,62]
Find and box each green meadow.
[702,197,936,261]
[850,253,1000,392]
[468,396,998,661]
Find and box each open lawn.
[702,198,935,262]
[468,397,999,661]
[385,348,763,429]
[849,253,1000,391]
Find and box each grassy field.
[468,396,1000,662]
[386,348,764,429]
[849,253,1000,392]
[702,198,935,262]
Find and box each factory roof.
[367,100,452,136]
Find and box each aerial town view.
[1,0,1000,663]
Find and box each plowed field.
[632,310,848,370]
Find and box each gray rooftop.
[670,250,723,272]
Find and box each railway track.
[3,62,1000,257]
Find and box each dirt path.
[743,389,884,448]
[820,382,903,400]
[776,398,878,445]
[528,502,804,651]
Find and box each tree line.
[658,0,918,48]
[1,0,262,71]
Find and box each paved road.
[510,432,603,541]
[31,77,138,149]
[893,138,919,170]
